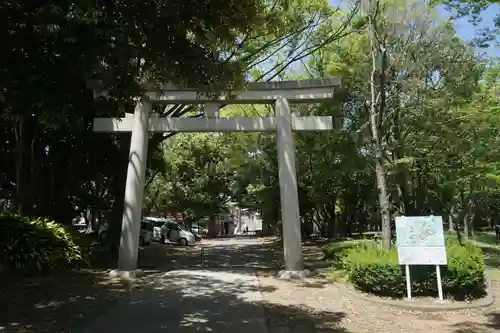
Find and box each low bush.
[323,239,372,264]
[327,238,486,300]
[444,240,486,298]
[340,243,406,296]
[0,213,85,273]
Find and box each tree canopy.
[0,0,498,249]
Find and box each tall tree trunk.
[389,92,411,216]
[14,114,35,215]
[367,2,392,249]
[448,206,455,232]
[413,161,425,214]
[15,115,25,214]
[456,191,467,241]
[463,210,469,240]
[207,214,217,237]
[30,129,39,215]
[369,57,391,248]
[466,196,475,238]
[374,159,391,248]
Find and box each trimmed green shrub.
[443,240,486,299]
[342,243,405,297]
[0,213,84,272]
[330,237,486,300]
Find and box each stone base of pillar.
[109,269,144,280]
[276,269,313,280]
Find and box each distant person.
[73,212,86,226]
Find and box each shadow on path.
[80,268,349,333]
[452,312,500,333]
[138,239,283,276]
[80,237,351,333]
[80,269,269,333]
[0,269,129,333]
[1,238,352,333]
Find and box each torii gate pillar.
[117,100,151,272]
[275,97,303,273]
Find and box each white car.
[139,220,154,245]
[143,217,196,245]
[142,217,169,241]
[98,220,153,246]
[191,224,208,235]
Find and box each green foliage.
[323,239,372,263]
[0,0,498,265]
[2,0,352,227]
[144,133,233,221]
[444,240,486,298]
[334,239,486,300]
[0,213,84,273]
[341,243,405,297]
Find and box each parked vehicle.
[143,217,196,246]
[191,224,208,236]
[161,220,196,245]
[189,227,203,241]
[98,220,153,246]
[138,220,154,245]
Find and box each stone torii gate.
[89,77,340,278]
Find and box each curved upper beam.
[87,77,341,104]
[153,77,341,91]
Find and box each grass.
[327,267,349,283]
[468,231,500,281]
[473,232,499,246]
[323,239,374,283]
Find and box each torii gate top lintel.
[87,77,341,104]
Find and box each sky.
[440,4,499,57]
[329,0,499,57]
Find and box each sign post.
[436,265,444,301]
[395,216,447,301]
[405,264,412,300]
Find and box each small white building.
[229,203,263,234]
[198,212,235,236]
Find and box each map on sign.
[395,216,447,265]
[396,216,445,247]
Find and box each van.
[139,220,154,245]
[143,217,196,245]
[98,220,153,246]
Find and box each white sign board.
[395,216,447,265]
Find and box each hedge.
[0,213,85,273]
[325,237,486,300]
